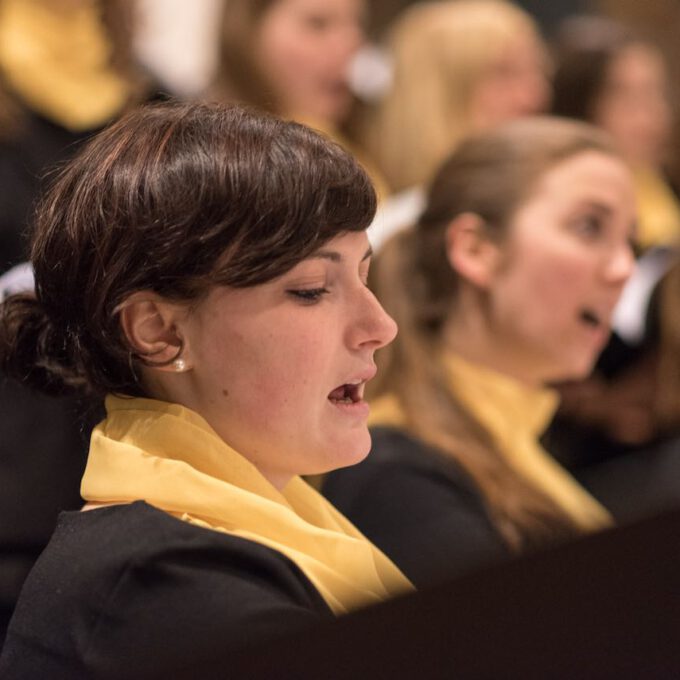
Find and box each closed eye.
[572,214,603,239]
[569,202,615,240]
[287,288,329,304]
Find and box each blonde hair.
[369,117,620,549]
[365,0,547,192]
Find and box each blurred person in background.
[0,0,145,274]
[324,117,636,587]
[546,15,680,520]
[360,0,551,248]
[552,14,679,252]
[216,0,385,191]
[545,257,680,522]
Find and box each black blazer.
[0,502,331,679]
[323,426,510,588]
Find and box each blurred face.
[593,43,671,167]
[179,231,397,489]
[255,0,365,124]
[483,151,636,385]
[469,30,550,129]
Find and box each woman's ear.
[444,213,502,289]
[118,292,190,372]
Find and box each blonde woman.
[364,0,550,194]
[324,117,636,587]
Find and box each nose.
[516,70,550,116]
[340,22,364,58]
[604,240,636,286]
[348,286,398,351]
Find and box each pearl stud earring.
[173,358,187,372]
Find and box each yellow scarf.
[81,396,413,615]
[370,353,612,532]
[0,0,131,130]
[633,165,680,250]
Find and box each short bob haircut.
[0,101,377,397]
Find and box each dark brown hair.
[0,101,376,397]
[369,116,620,550]
[551,15,644,122]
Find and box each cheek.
[497,252,592,327]
[470,81,503,119]
[471,81,521,128]
[535,259,585,296]
[259,30,319,89]
[231,329,328,415]
[595,99,636,141]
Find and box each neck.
[253,465,292,492]
[442,298,542,389]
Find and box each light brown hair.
[369,116,620,549]
[217,0,281,114]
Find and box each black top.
[225,508,680,680]
[323,427,510,588]
[0,502,332,679]
[0,111,93,274]
[0,376,97,647]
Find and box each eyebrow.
[582,201,613,215]
[311,246,373,263]
[581,201,637,237]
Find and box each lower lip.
[580,321,609,347]
[329,399,370,419]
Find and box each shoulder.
[37,501,325,594]
[323,427,509,587]
[2,502,330,679]
[326,426,482,502]
[75,502,328,603]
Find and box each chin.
[325,430,372,473]
[549,355,599,383]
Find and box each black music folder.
[228,508,680,679]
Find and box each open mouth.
[328,380,364,405]
[579,308,603,328]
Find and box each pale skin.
[593,43,671,168]
[469,29,550,130]
[442,150,637,387]
[254,0,365,125]
[119,231,397,490]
